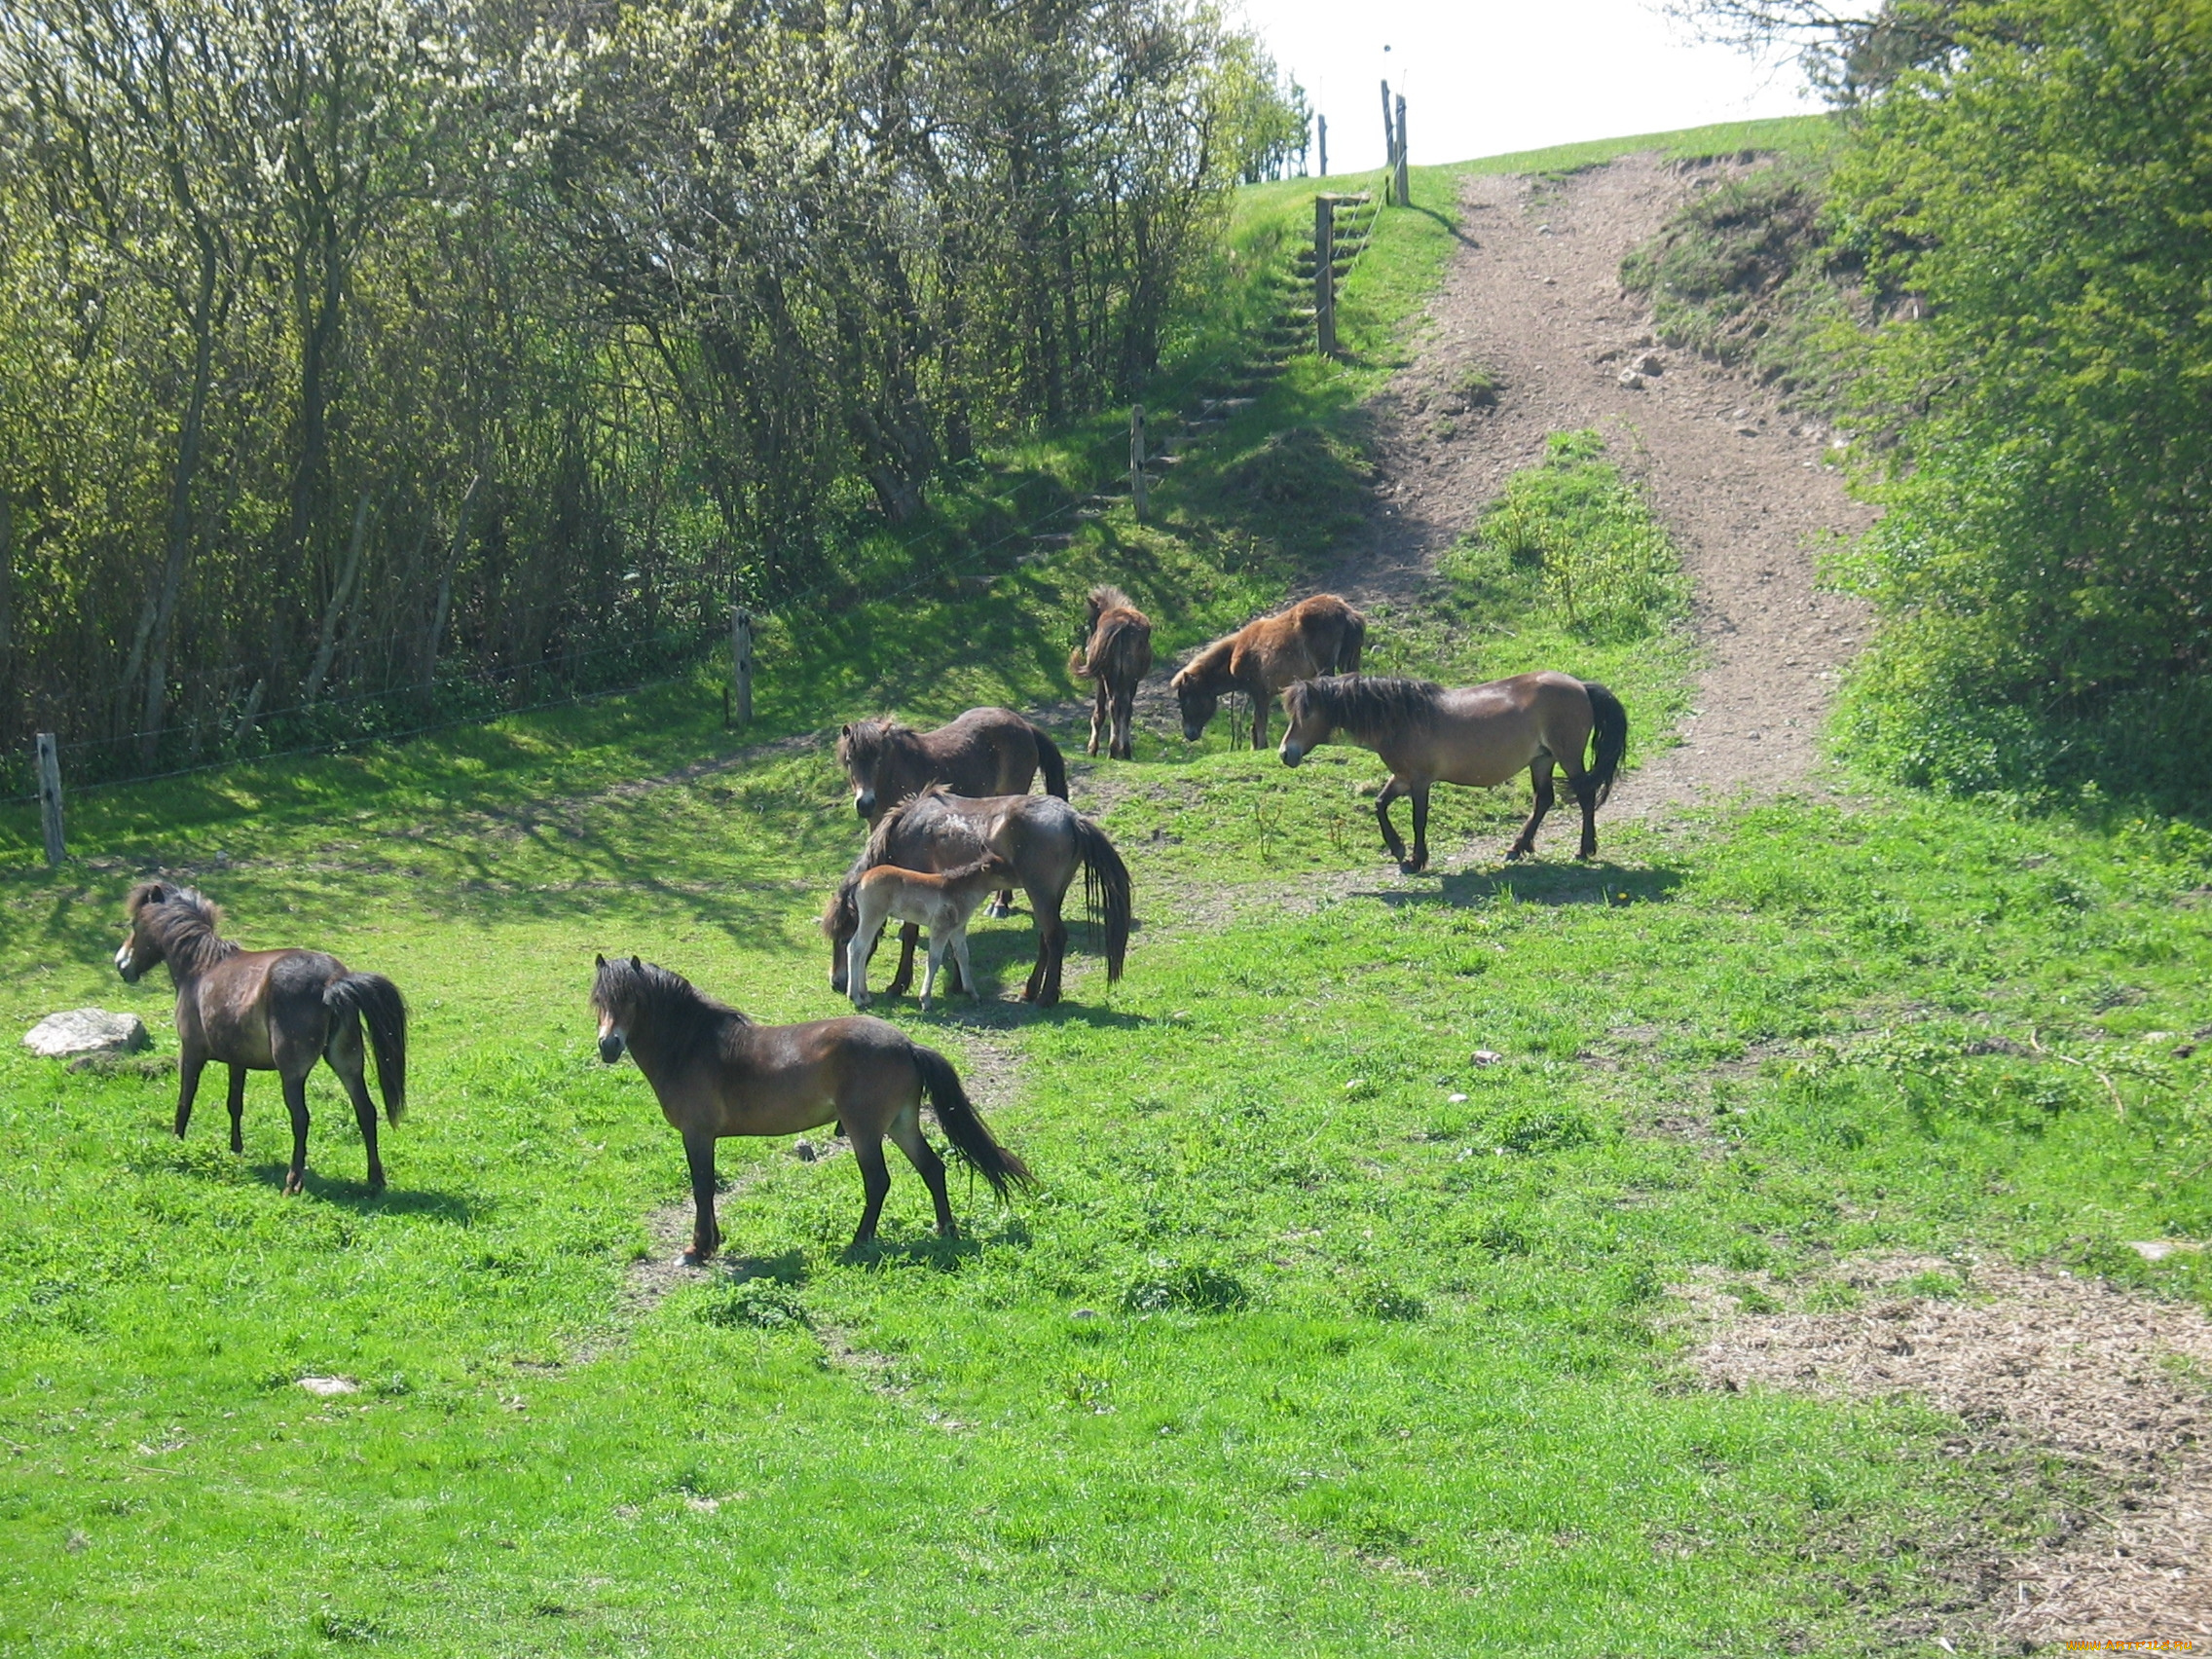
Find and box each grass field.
[5,114,2210,1656]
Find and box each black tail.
[1338,612,1367,674]
[1073,817,1132,982]
[1583,681,1629,806]
[325,972,408,1123]
[1033,726,1069,799]
[912,1044,1033,1198]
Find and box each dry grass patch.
[1676,1254,2212,1645]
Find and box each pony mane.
[1171,636,1233,691]
[592,956,754,1028]
[1087,584,1136,621]
[128,882,239,975]
[1287,675,1444,743]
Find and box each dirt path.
[1337,153,1875,814]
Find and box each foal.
[1069,585,1153,760]
[1172,593,1367,749]
[846,854,1014,1010]
[114,882,408,1193]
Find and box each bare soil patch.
[1678,1254,2212,1646]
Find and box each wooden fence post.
[1395,93,1410,207]
[1129,406,1148,522]
[1313,195,1337,357]
[35,732,63,868]
[1318,113,1328,177]
[1380,81,1395,205]
[729,606,755,726]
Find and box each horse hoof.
[682,1247,715,1268]
[282,1176,305,1197]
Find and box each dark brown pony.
[115,882,408,1193]
[1278,673,1628,870]
[591,954,1032,1260]
[824,787,1131,1008]
[1068,585,1154,760]
[836,707,1068,824]
[1172,593,1368,749]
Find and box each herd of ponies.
[104,586,1628,1262]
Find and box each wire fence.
[6,178,1385,811]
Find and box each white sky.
[1234,0,1821,174]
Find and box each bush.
[1826,0,2212,814]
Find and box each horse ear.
[594,953,607,968]
[630,955,643,972]
[146,882,167,903]
[840,723,850,738]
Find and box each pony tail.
[911,1045,1033,1198]
[324,973,409,1123]
[1582,681,1629,806]
[1069,645,1097,680]
[1033,727,1069,799]
[1073,818,1132,982]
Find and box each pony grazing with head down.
[114,882,408,1193]
[1172,593,1367,750]
[1278,672,1628,871]
[591,954,1031,1260]
[1068,585,1153,760]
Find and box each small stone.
[1071,1308,1099,1319]
[1470,1050,1502,1066]
[297,1376,358,1397]
[65,1530,89,1554]
[1448,1092,1469,1104]
[23,1010,150,1059]
[1617,370,1645,389]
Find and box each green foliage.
[1619,160,1869,409]
[1825,0,2212,812]
[1471,431,1689,640]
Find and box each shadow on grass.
[716,1248,808,1288]
[1370,860,1686,908]
[255,1164,481,1222]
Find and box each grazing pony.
[1278,672,1628,871]
[591,955,1031,1259]
[1068,585,1154,760]
[114,882,408,1193]
[1172,593,1367,749]
[846,853,1015,1010]
[824,787,1130,1009]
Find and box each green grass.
[4,109,2208,1654]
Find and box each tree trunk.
[421,472,481,701]
[303,491,373,705]
[138,238,220,766]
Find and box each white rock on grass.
[23,1009,150,1059]
[297,1376,359,1397]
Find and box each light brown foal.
[592,955,1031,1260]
[846,854,1014,1010]
[1279,672,1629,870]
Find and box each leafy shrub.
[1122,1259,1252,1314]
[1826,0,2212,815]
[696,1279,810,1331]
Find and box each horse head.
[835,719,898,820]
[1277,680,1334,767]
[114,881,173,982]
[1171,668,1218,743]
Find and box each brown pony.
[836,707,1067,824]
[1172,593,1368,749]
[591,954,1032,1260]
[1068,585,1154,760]
[114,882,408,1193]
[824,787,1131,1009]
[1278,673,1628,871]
